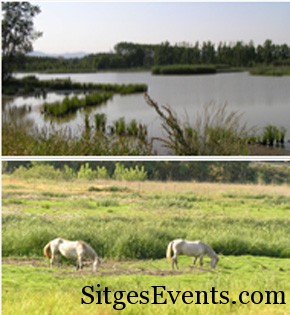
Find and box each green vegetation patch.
[2,76,148,96]
[2,256,290,315]
[43,92,113,117]
[152,64,217,75]
[88,185,129,192]
[250,66,290,76]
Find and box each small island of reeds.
[2,76,148,96]
[152,64,217,75]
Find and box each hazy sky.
[32,2,290,54]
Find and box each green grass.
[2,256,290,314]
[2,177,290,258]
[2,177,290,314]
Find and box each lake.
[5,71,290,153]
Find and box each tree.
[2,2,42,81]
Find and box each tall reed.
[145,93,251,155]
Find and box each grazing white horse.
[43,237,101,273]
[166,239,219,270]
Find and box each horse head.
[210,255,219,268]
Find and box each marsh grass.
[152,64,217,75]
[250,66,290,76]
[261,125,287,147]
[2,177,290,259]
[3,76,148,96]
[43,92,113,117]
[145,93,252,155]
[2,119,153,156]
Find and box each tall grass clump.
[94,113,107,132]
[261,125,287,147]
[2,215,58,257]
[145,93,251,155]
[110,117,148,142]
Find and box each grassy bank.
[250,66,290,76]
[2,176,290,314]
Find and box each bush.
[113,163,147,181]
[62,165,77,180]
[95,166,110,179]
[13,163,62,180]
[77,163,97,180]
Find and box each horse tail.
[166,241,173,261]
[43,242,51,259]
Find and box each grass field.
[2,175,290,314]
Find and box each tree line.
[2,3,290,78]
[17,40,290,73]
[3,161,290,185]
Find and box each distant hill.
[28,51,89,59]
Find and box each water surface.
[6,71,290,152]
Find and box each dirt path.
[3,257,210,277]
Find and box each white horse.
[166,239,219,270]
[43,237,101,273]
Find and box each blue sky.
[32,2,290,54]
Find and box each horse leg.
[199,255,203,267]
[93,258,99,273]
[171,255,178,270]
[77,255,83,270]
[50,255,54,268]
[192,256,197,266]
[55,254,61,268]
[50,254,60,268]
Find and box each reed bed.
[152,64,217,75]
[43,92,113,117]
